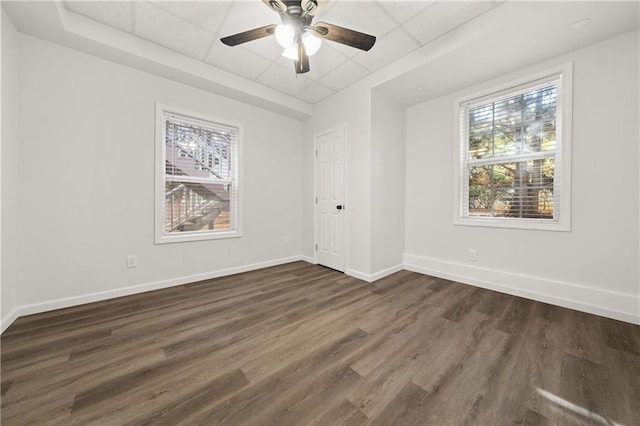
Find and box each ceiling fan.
[220,0,376,74]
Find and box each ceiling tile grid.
[256,62,314,95]
[241,36,287,61]
[294,82,337,104]
[378,0,436,24]
[217,1,279,39]
[62,0,501,104]
[313,0,397,39]
[134,1,215,60]
[352,26,420,72]
[206,39,272,80]
[63,0,133,32]
[319,59,369,92]
[152,1,231,32]
[404,1,494,44]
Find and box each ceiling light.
[570,18,591,31]
[282,45,298,60]
[302,32,321,56]
[275,24,295,48]
[282,32,322,61]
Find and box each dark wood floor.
[1,262,638,425]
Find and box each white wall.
[3,7,638,332]
[404,30,640,323]
[370,90,406,276]
[302,78,408,281]
[303,84,373,278]
[1,10,20,329]
[11,34,304,315]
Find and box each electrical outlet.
[282,236,289,246]
[468,249,477,262]
[127,255,138,268]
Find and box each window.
[155,104,241,243]
[455,64,572,231]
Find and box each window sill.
[155,230,242,244]
[454,217,570,232]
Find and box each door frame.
[313,124,348,272]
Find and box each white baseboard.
[299,255,316,264]
[404,253,640,325]
[0,255,306,334]
[346,264,404,283]
[370,264,404,282]
[4,253,637,333]
[345,268,371,282]
[1,308,19,334]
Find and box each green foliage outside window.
[466,85,557,219]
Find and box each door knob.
[336,205,343,210]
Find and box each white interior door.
[315,126,345,271]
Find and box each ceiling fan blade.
[262,0,287,13]
[221,24,277,47]
[295,42,310,74]
[313,21,376,51]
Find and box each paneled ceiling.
[62,0,501,104]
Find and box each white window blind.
[156,105,241,243]
[455,67,572,231]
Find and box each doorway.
[314,125,346,272]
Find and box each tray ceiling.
[62,0,499,104]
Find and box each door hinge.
[315,243,318,251]
[315,197,318,204]
[315,149,318,157]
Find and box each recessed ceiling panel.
[63,1,132,33]
[57,0,509,104]
[378,0,436,24]
[315,1,397,38]
[218,1,279,39]
[135,1,215,61]
[151,1,232,33]
[242,36,286,61]
[206,40,272,81]
[294,82,336,104]
[319,59,369,92]
[353,27,419,72]
[403,1,494,45]
[257,63,314,95]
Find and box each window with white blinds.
[455,65,572,231]
[155,105,241,243]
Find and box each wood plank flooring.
[1,262,639,425]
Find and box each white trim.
[462,74,561,108]
[3,255,637,333]
[0,256,304,334]
[404,253,640,325]
[299,255,317,264]
[453,62,573,232]
[370,264,405,282]
[1,308,19,335]
[345,268,372,282]
[154,103,243,244]
[346,264,404,283]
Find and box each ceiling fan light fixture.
[302,32,321,56]
[221,0,377,74]
[275,24,295,48]
[282,44,299,60]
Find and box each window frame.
[453,62,573,232]
[155,103,242,244]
